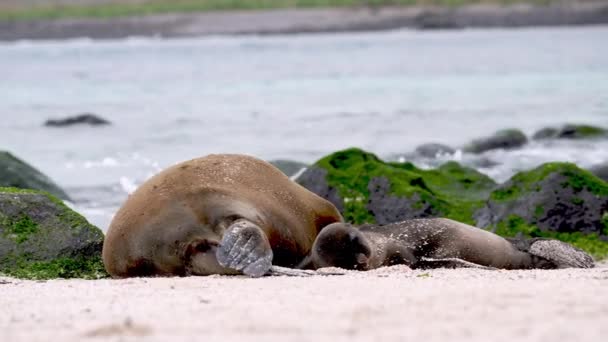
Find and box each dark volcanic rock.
[367,176,439,224]
[0,188,106,279]
[269,159,308,177]
[44,113,111,127]
[297,148,495,225]
[0,151,70,200]
[414,143,456,158]
[532,127,559,140]
[532,124,607,140]
[463,129,528,154]
[475,163,608,235]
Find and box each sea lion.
[306,218,594,270]
[102,154,342,278]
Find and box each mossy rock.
[0,151,70,200]
[475,162,608,237]
[463,129,528,154]
[297,148,496,225]
[533,124,607,140]
[0,187,107,279]
[494,215,608,260]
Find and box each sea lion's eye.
[195,240,219,253]
[226,214,243,222]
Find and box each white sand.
[2,264,607,342]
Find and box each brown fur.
[102,154,342,277]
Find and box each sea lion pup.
[102,154,342,278]
[306,218,594,270]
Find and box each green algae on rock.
[297,148,496,225]
[495,215,608,260]
[474,163,608,258]
[0,151,71,200]
[475,162,608,233]
[532,124,607,140]
[0,187,107,279]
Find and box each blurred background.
[0,0,607,230]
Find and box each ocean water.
[1,26,607,231]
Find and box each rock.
[531,127,559,140]
[528,239,595,269]
[474,163,608,259]
[0,151,70,201]
[590,163,608,182]
[44,113,111,127]
[297,148,496,225]
[0,188,106,279]
[532,124,607,140]
[268,159,308,177]
[367,176,440,224]
[463,129,528,154]
[475,163,608,234]
[413,143,455,158]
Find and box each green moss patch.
[490,162,608,202]
[314,148,496,224]
[534,124,607,140]
[495,215,608,260]
[1,256,108,280]
[2,215,38,244]
[569,125,607,138]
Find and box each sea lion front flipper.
[528,239,595,269]
[216,219,274,277]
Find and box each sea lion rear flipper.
[528,239,595,269]
[216,219,274,277]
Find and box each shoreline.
[1,2,608,41]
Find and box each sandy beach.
[2,263,607,342]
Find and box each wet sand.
[1,2,608,41]
[2,263,607,342]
